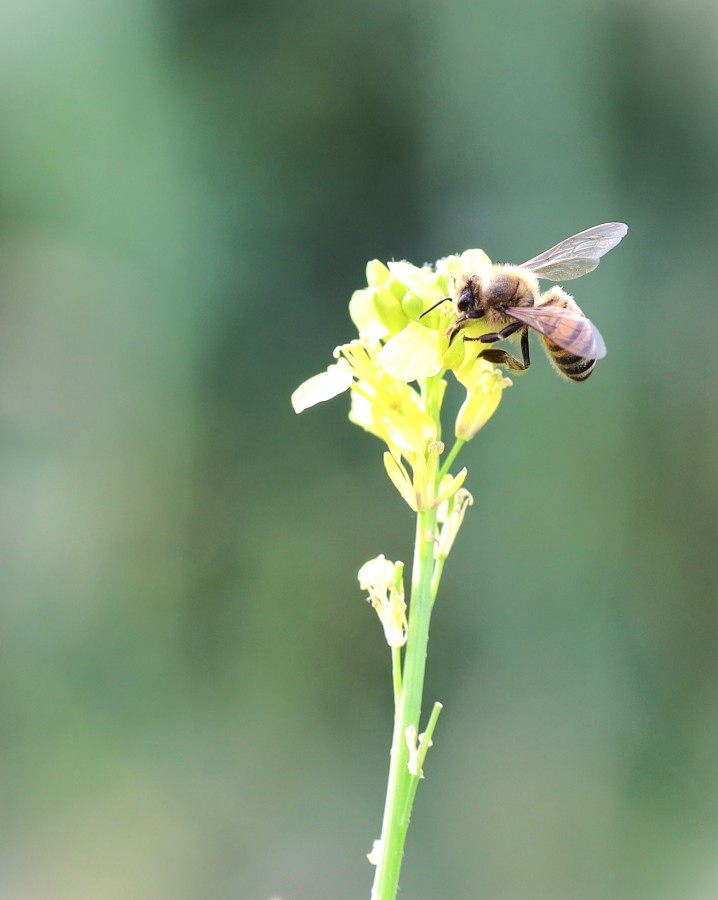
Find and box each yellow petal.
[458,248,492,277]
[378,322,444,382]
[387,261,446,305]
[434,467,468,506]
[291,362,354,413]
[383,452,417,510]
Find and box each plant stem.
[391,646,402,707]
[370,505,438,900]
[438,437,465,482]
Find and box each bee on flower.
[292,228,627,900]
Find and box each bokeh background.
[1,0,717,898]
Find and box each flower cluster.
[291,249,512,507]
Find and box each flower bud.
[358,555,408,648]
[366,259,391,286]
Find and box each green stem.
[430,554,446,603]
[437,437,465,483]
[391,646,402,707]
[370,506,438,900]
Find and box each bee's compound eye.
[457,286,474,312]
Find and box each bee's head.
[447,275,484,345]
[455,275,482,313]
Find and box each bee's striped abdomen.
[541,339,596,381]
[539,288,599,381]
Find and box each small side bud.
[367,838,383,866]
[406,725,421,777]
[406,702,443,778]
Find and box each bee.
[430,223,628,381]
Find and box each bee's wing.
[520,222,628,282]
[506,304,607,360]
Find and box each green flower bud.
[373,287,409,335]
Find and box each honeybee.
[434,223,628,381]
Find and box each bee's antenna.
[418,297,451,319]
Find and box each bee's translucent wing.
[520,222,628,282]
[506,304,607,360]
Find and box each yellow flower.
[291,246,512,504]
[378,322,444,383]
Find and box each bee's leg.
[477,328,531,373]
[446,309,485,345]
[463,321,523,344]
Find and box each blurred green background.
[1,0,717,898]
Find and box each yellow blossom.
[291,245,512,502]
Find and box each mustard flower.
[291,250,511,510]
